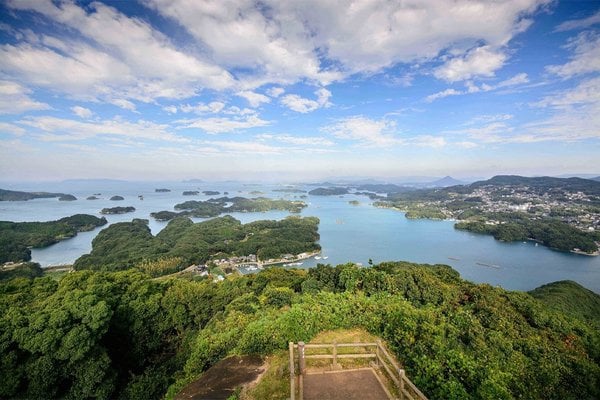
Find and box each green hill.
[529,280,600,327]
[0,262,598,400]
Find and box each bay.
[1,181,599,293]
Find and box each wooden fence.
[289,340,427,400]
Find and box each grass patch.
[241,352,289,400]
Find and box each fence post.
[299,341,305,400]
[289,342,295,400]
[333,341,338,370]
[399,368,405,398]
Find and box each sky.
[0,0,599,182]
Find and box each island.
[202,190,220,195]
[0,188,74,201]
[308,187,349,196]
[100,206,136,215]
[374,175,600,255]
[74,215,320,273]
[348,200,360,206]
[58,194,77,201]
[273,188,307,193]
[183,191,199,196]
[155,188,171,192]
[151,196,307,221]
[0,214,107,263]
[86,196,99,200]
[110,195,125,201]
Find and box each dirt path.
[175,355,265,400]
[303,369,391,400]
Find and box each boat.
[475,262,500,269]
[283,262,303,267]
[323,256,328,260]
[315,256,322,260]
[448,257,460,261]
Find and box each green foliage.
[1,262,599,400]
[75,216,320,274]
[529,280,600,328]
[0,262,43,281]
[152,196,307,220]
[455,217,598,253]
[0,215,107,263]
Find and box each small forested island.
[151,196,307,221]
[374,175,600,255]
[202,190,220,195]
[183,190,199,196]
[74,215,320,271]
[155,188,171,192]
[0,214,107,263]
[58,194,77,201]
[100,206,136,215]
[0,260,598,400]
[0,188,73,201]
[348,200,360,206]
[273,188,307,193]
[86,195,99,200]
[110,195,124,201]
[308,187,349,196]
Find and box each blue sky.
[0,0,599,182]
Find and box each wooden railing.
[288,340,427,400]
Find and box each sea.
[1,180,599,293]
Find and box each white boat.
[315,256,322,260]
[323,256,329,260]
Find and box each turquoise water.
[1,181,599,293]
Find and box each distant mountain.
[469,175,600,195]
[428,176,465,187]
[0,188,71,201]
[592,176,600,182]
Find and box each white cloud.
[3,0,234,103]
[162,105,178,114]
[176,115,270,134]
[17,116,186,143]
[535,76,600,109]
[203,140,282,154]
[0,122,26,136]
[322,116,402,147]
[556,10,600,32]
[70,106,93,119]
[111,99,137,112]
[411,135,447,148]
[180,102,227,114]
[434,45,507,82]
[425,88,462,103]
[0,80,50,114]
[281,88,331,113]
[257,134,334,146]
[266,87,285,98]
[146,0,548,84]
[236,90,271,107]
[546,31,600,78]
[426,73,529,102]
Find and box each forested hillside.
[73,216,320,272]
[1,262,598,399]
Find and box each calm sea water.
[1,181,599,293]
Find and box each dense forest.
[0,261,598,399]
[0,215,107,263]
[151,197,306,221]
[0,188,72,202]
[455,217,599,253]
[73,216,321,272]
